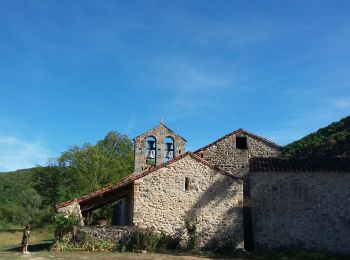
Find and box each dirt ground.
[0,251,219,260]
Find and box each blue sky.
[0,0,349,171]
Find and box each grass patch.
[0,226,54,250]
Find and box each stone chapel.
[57,122,350,253]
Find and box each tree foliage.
[57,131,134,197]
[0,131,134,227]
[0,169,45,227]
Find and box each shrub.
[52,233,116,252]
[54,213,82,241]
[185,219,199,252]
[214,233,236,253]
[128,227,180,252]
[51,240,73,251]
[130,227,163,252]
[77,234,116,252]
[157,233,181,251]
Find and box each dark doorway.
[243,174,254,251]
[112,197,129,225]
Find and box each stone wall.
[132,154,244,249]
[134,123,186,172]
[197,130,281,177]
[57,201,84,226]
[250,171,350,254]
[76,226,132,244]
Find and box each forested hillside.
[0,168,43,227]
[0,131,134,228]
[283,115,350,157]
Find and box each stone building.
[57,123,277,248]
[249,157,350,254]
[57,122,350,253]
[194,128,281,177]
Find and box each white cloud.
[0,135,51,172]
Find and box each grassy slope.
[283,115,350,157]
[0,227,54,250]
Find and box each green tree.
[32,162,76,224]
[57,131,134,197]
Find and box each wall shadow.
[184,175,244,250]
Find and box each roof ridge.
[56,152,240,209]
[194,128,280,153]
[133,123,187,142]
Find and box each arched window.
[146,136,156,166]
[164,136,174,162]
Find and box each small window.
[179,150,181,154]
[236,136,247,149]
[185,177,190,191]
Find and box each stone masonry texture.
[250,170,350,254]
[134,123,186,172]
[132,154,244,249]
[197,130,281,177]
[57,201,84,226]
[76,226,132,244]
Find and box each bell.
[165,142,173,151]
[146,140,156,159]
[165,142,173,159]
[147,150,155,159]
[147,140,155,150]
[165,151,172,159]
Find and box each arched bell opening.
[164,136,175,162]
[145,136,157,166]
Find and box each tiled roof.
[194,128,280,153]
[249,157,350,173]
[56,152,238,209]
